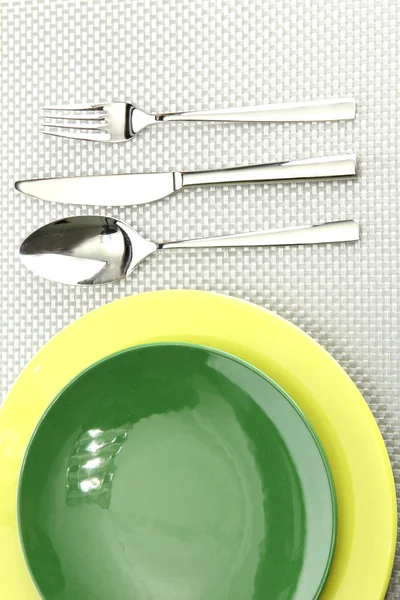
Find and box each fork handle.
[181,155,357,188]
[159,221,360,250]
[156,99,356,123]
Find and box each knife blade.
[15,155,357,206]
[15,172,180,206]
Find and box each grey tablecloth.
[1,0,399,595]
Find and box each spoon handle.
[159,220,359,250]
[156,99,356,123]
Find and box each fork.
[41,98,356,143]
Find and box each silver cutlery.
[15,154,357,206]
[20,216,360,286]
[40,98,356,142]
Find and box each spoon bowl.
[20,216,156,285]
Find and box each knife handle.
[157,99,356,123]
[181,155,357,188]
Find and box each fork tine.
[42,128,111,142]
[41,121,108,130]
[41,103,105,111]
[40,114,106,121]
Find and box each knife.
[15,155,357,206]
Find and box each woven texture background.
[1,0,399,595]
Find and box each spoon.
[20,216,359,285]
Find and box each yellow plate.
[0,290,396,600]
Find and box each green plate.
[18,343,337,600]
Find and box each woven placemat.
[1,0,399,595]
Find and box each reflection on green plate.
[18,343,336,600]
